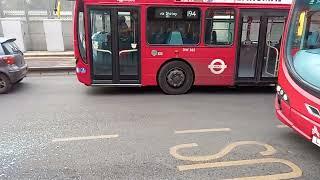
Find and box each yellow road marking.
[277,125,289,129]
[178,158,302,180]
[175,128,231,134]
[52,134,119,142]
[170,141,276,162]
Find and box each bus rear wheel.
[158,61,194,95]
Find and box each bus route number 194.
[187,10,197,17]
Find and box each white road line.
[175,128,231,134]
[277,125,289,129]
[52,134,119,142]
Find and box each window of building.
[205,9,235,46]
[147,7,201,45]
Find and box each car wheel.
[0,74,12,94]
[158,61,194,95]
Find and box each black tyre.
[158,61,194,95]
[0,74,12,94]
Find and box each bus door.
[89,7,140,85]
[236,10,287,84]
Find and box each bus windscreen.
[286,0,320,92]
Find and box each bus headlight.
[277,85,289,103]
[280,90,284,96]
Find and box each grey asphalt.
[1,75,320,179]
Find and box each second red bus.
[276,0,320,147]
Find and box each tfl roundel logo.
[208,59,227,75]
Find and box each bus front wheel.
[158,61,194,95]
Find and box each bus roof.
[83,0,292,5]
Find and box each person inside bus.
[183,33,194,44]
[118,16,131,50]
[151,27,166,44]
[162,27,172,44]
[183,24,197,44]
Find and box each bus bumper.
[275,95,320,142]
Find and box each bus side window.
[205,9,235,46]
[147,7,201,45]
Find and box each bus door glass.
[261,17,286,78]
[118,11,139,79]
[89,7,140,84]
[90,10,112,78]
[238,15,261,78]
[237,10,288,83]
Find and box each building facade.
[0,0,75,51]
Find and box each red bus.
[276,0,320,147]
[74,0,291,94]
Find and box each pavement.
[1,75,320,179]
[24,51,75,73]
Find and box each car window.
[0,45,5,55]
[2,41,20,55]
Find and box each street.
[1,75,320,179]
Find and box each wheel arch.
[0,71,10,80]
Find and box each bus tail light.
[277,85,290,103]
[0,55,15,65]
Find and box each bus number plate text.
[312,126,320,147]
[183,48,196,52]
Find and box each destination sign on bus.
[154,8,199,19]
[155,8,183,19]
[176,0,292,4]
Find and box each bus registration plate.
[312,126,320,147]
[312,136,320,147]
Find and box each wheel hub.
[0,78,6,89]
[167,69,186,88]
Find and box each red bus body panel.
[276,61,320,141]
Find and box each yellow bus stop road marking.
[178,158,302,180]
[170,141,276,162]
[175,128,231,134]
[170,141,302,179]
[52,134,119,142]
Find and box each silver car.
[0,37,28,94]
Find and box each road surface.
[0,75,319,179]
